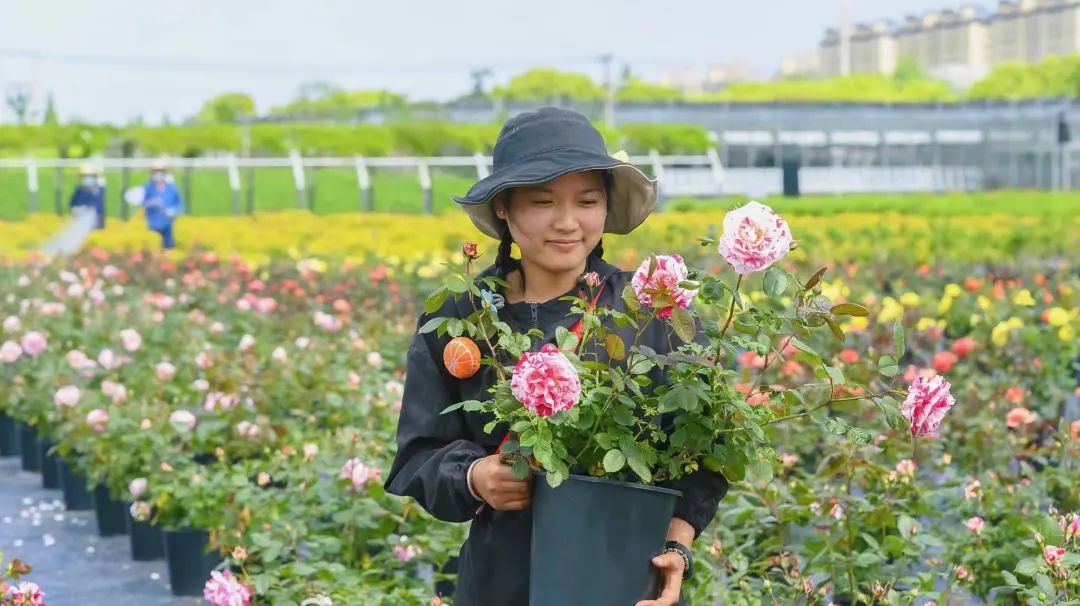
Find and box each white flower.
[155,362,177,381]
[272,346,288,363]
[194,351,213,369]
[192,378,210,391]
[238,334,256,352]
[129,477,148,498]
[366,352,383,367]
[119,328,142,352]
[0,340,21,364]
[303,443,319,460]
[54,385,81,408]
[169,410,197,431]
[97,348,119,370]
[2,315,21,333]
[209,321,226,333]
[86,409,109,432]
[295,336,310,349]
[301,595,333,606]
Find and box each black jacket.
[384,257,728,605]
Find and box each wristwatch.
[663,540,694,581]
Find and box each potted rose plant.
[422,201,928,603]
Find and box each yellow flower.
[1046,307,1070,327]
[1007,317,1024,329]
[879,297,904,323]
[1011,289,1036,307]
[944,283,962,298]
[847,316,869,331]
[969,313,982,326]
[1061,325,1076,342]
[991,321,1013,346]
[977,296,992,310]
[938,296,954,314]
[916,317,941,332]
[821,280,850,303]
[749,291,767,303]
[900,292,921,307]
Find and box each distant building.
[779,53,823,78]
[810,1,1080,88]
[991,0,1080,64]
[658,64,760,94]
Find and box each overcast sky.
[0,0,987,124]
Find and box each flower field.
[1,196,1079,605]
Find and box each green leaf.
[440,402,465,414]
[824,317,846,342]
[447,273,469,294]
[424,288,449,314]
[824,365,846,385]
[804,267,827,291]
[602,449,626,473]
[897,515,919,539]
[670,306,696,343]
[763,267,788,298]
[612,407,636,426]
[830,302,869,317]
[1015,557,1040,578]
[1034,573,1055,597]
[625,455,652,483]
[511,420,531,433]
[1001,570,1021,586]
[418,316,447,334]
[446,318,464,337]
[789,338,821,360]
[534,441,555,469]
[893,321,906,359]
[604,334,626,361]
[622,283,640,312]
[500,440,519,454]
[512,457,531,479]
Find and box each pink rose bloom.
[54,385,81,408]
[746,391,770,406]
[838,349,859,364]
[340,457,381,491]
[155,362,176,381]
[394,540,423,563]
[20,331,47,357]
[1061,514,1080,539]
[3,315,21,333]
[631,254,696,319]
[0,340,21,364]
[932,351,958,373]
[367,352,383,367]
[195,351,213,369]
[97,348,119,370]
[895,459,917,477]
[1044,545,1066,566]
[129,477,148,498]
[1004,386,1025,404]
[900,375,955,437]
[738,350,766,368]
[119,328,142,352]
[86,409,109,433]
[256,297,277,314]
[718,201,793,275]
[203,570,252,606]
[952,337,977,357]
[965,516,985,535]
[6,581,45,606]
[955,565,970,580]
[101,380,127,405]
[510,344,581,417]
[1005,406,1037,428]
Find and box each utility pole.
[599,53,615,127]
[470,68,493,99]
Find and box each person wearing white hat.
[140,159,184,250]
[69,164,106,229]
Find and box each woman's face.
[496,171,607,276]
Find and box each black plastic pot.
[126,504,164,561]
[38,439,60,489]
[0,412,20,456]
[92,485,128,536]
[57,458,93,511]
[163,528,223,596]
[18,422,40,472]
[530,473,680,606]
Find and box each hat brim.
[453,148,658,240]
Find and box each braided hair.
[493,170,611,293]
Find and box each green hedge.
[0,122,712,159]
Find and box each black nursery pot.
[125,503,165,561]
[529,473,681,606]
[18,422,40,472]
[38,439,60,489]
[57,458,93,511]
[92,485,129,536]
[163,528,223,597]
[0,412,21,456]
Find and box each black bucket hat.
[453,107,658,240]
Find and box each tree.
[617,77,684,102]
[893,55,929,86]
[197,92,257,124]
[269,86,406,118]
[492,69,605,101]
[42,93,59,125]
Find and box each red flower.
[952,337,977,357]
[932,351,958,373]
[838,349,859,364]
[462,242,480,260]
[901,375,955,437]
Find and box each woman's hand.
[634,551,684,606]
[469,454,532,511]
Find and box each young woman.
[385,107,728,605]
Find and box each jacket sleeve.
[383,322,487,523]
[656,317,730,539]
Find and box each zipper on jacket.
[529,303,539,349]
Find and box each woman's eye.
[580,199,599,206]
[531,199,554,205]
